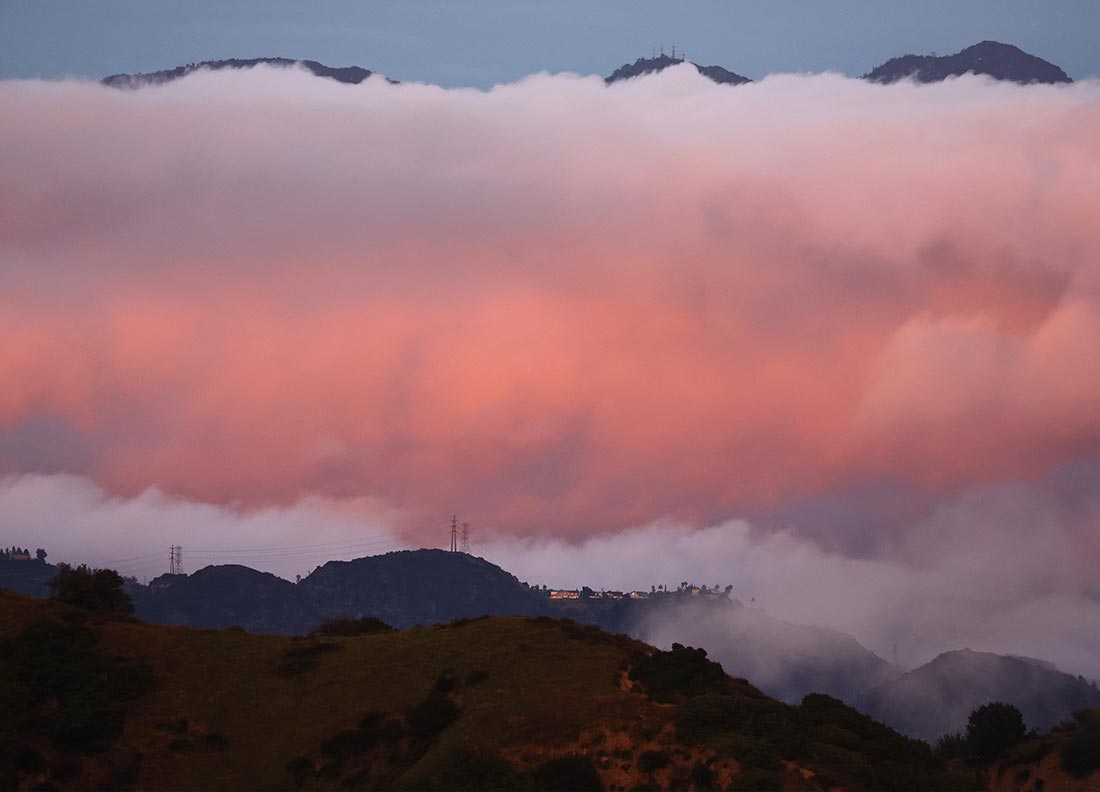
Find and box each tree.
[965,702,1026,761]
[47,563,134,613]
[35,548,47,563]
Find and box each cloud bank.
[1,65,1100,672]
[2,66,1099,539]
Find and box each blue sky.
[2,0,1098,85]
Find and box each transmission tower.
[449,515,458,552]
[460,522,470,554]
[169,545,183,575]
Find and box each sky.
[1,0,1099,85]
[2,6,1100,675]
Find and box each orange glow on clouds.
[1,67,1099,538]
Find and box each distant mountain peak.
[102,57,393,88]
[856,647,1100,741]
[865,40,1072,85]
[606,54,751,85]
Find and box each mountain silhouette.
[102,57,392,88]
[605,54,751,85]
[855,648,1100,741]
[865,41,1072,85]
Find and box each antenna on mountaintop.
[169,545,183,575]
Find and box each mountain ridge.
[102,57,393,88]
[605,54,751,85]
[856,647,1100,742]
[865,40,1072,85]
[99,41,1074,91]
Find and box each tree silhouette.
[47,563,134,613]
[965,702,1026,761]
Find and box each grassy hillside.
[0,590,976,791]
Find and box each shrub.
[405,691,460,740]
[530,753,604,791]
[202,732,230,751]
[935,732,968,759]
[729,767,783,791]
[434,670,458,694]
[312,616,395,636]
[1061,729,1100,778]
[965,702,1027,762]
[286,756,314,786]
[637,749,671,774]
[405,747,529,790]
[689,762,717,790]
[277,641,344,676]
[47,564,133,614]
[628,643,727,701]
[320,729,376,761]
[2,618,154,755]
[464,669,489,687]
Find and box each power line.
[169,545,183,575]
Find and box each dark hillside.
[299,549,551,628]
[0,591,974,791]
[0,558,57,598]
[134,564,319,634]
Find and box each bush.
[529,754,604,791]
[2,618,154,755]
[47,564,133,613]
[628,643,727,701]
[965,702,1027,762]
[286,756,314,786]
[201,732,230,751]
[312,616,395,636]
[637,749,671,774]
[320,729,376,761]
[464,669,489,687]
[434,670,458,694]
[935,732,968,759]
[1061,711,1100,779]
[729,767,783,791]
[405,691,460,740]
[277,641,345,676]
[405,747,529,790]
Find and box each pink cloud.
[1,67,1099,541]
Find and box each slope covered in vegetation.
[0,590,976,791]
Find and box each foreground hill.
[865,41,1072,85]
[606,54,751,85]
[0,590,973,791]
[856,649,1100,742]
[102,57,391,88]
